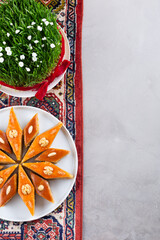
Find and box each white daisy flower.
[0,57,4,63]
[29,44,33,50]
[15,30,20,34]
[32,52,37,57]
[5,47,11,52]
[27,35,32,40]
[7,33,10,37]
[32,56,37,62]
[37,26,42,31]
[3,42,6,45]
[34,40,39,44]
[27,26,32,29]
[7,51,12,56]
[42,37,46,41]
[45,21,49,26]
[40,61,42,63]
[50,22,53,25]
[0,47,2,52]
[50,43,55,48]
[40,23,42,25]
[42,44,44,47]
[19,61,24,67]
[26,67,30,72]
[42,18,46,22]
[20,55,25,60]
[10,23,13,26]
[0,53,3,57]
[31,22,36,25]
[37,65,39,67]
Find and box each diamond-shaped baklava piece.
[23,162,73,179]
[0,130,12,154]
[22,122,63,163]
[24,113,39,147]
[6,108,22,161]
[30,172,54,203]
[35,148,70,163]
[18,165,35,216]
[0,174,17,207]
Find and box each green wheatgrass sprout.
[0,0,62,87]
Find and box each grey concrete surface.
[83,0,160,239]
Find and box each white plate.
[0,27,70,98]
[0,106,78,222]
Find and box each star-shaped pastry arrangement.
[0,107,73,216]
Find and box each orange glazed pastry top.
[23,162,73,179]
[0,165,18,188]
[18,165,35,216]
[0,130,12,154]
[6,108,22,161]
[30,172,54,203]
[0,174,17,207]
[0,150,16,164]
[24,113,39,147]
[35,148,70,163]
[22,122,63,163]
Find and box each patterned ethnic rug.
[0,0,83,239]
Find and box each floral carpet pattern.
[0,0,83,239]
